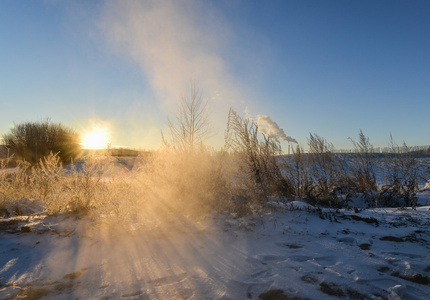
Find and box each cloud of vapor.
[257,115,297,144]
[99,0,244,114]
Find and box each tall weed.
[378,137,419,208]
[349,130,378,203]
[306,134,347,207]
[224,108,290,214]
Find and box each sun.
[81,127,110,149]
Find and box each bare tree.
[165,83,210,151]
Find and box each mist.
[99,0,251,148]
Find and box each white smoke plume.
[257,115,297,144]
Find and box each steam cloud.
[257,115,297,144]
[100,0,243,112]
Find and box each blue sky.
[1,0,429,150]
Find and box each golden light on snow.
[81,127,110,149]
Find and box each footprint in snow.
[149,272,187,286]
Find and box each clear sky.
[1,0,429,151]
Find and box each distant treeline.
[334,145,430,155]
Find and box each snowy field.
[1,157,430,299]
[1,200,430,299]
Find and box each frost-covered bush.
[0,155,32,213]
[29,153,68,212]
[0,152,130,218]
[62,155,116,215]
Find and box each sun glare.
[81,127,110,149]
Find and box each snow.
[1,191,430,299]
[1,198,46,218]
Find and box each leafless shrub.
[2,119,80,164]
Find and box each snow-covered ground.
[1,191,430,299]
